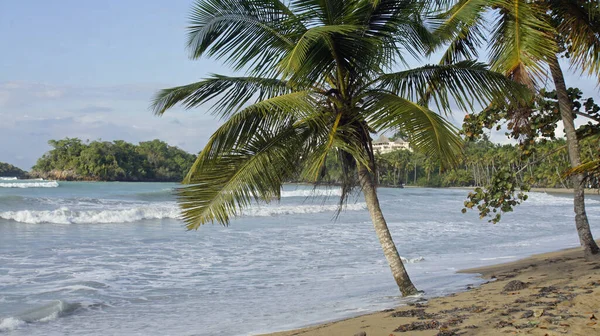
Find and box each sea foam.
[281,189,342,198]
[0,181,59,188]
[0,202,367,224]
[242,203,366,217]
[0,317,26,332]
[0,204,181,224]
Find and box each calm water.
[1,181,599,335]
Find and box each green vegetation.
[30,138,196,182]
[435,0,600,257]
[371,136,598,189]
[0,162,27,178]
[152,0,523,295]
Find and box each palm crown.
[433,0,600,85]
[153,0,522,230]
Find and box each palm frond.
[180,123,309,228]
[364,91,463,168]
[377,61,530,115]
[429,0,493,63]
[488,0,557,87]
[565,158,600,177]
[188,91,316,160]
[278,24,363,79]
[151,75,295,117]
[549,0,600,81]
[187,0,305,76]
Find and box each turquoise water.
[1,181,599,335]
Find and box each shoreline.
[262,245,600,336]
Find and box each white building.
[372,135,411,154]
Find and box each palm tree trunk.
[357,164,419,296]
[548,54,599,258]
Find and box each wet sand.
[263,246,600,336]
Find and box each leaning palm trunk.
[358,164,418,296]
[548,54,599,258]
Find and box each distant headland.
[4,138,196,182]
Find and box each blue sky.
[1,1,598,169]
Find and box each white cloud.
[0,81,220,169]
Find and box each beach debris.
[353,332,367,336]
[393,317,463,333]
[495,320,513,328]
[503,280,529,292]
[501,307,522,316]
[538,286,558,294]
[521,310,534,318]
[393,320,441,332]
[533,309,545,318]
[439,305,486,314]
[590,314,597,320]
[435,329,459,336]
[390,309,436,319]
[498,272,518,280]
[406,298,428,306]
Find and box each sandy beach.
[264,245,600,336]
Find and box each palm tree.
[434,0,600,257]
[152,0,524,295]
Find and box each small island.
[26,138,196,182]
[0,162,28,179]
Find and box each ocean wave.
[242,203,366,217]
[0,300,82,332]
[526,192,600,206]
[0,181,59,188]
[401,256,425,263]
[281,189,342,198]
[0,317,26,332]
[0,177,18,180]
[0,202,367,224]
[0,204,181,224]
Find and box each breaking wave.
[0,202,367,224]
[281,189,342,198]
[242,203,366,217]
[0,204,181,224]
[0,177,18,180]
[0,300,85,332]
[0,181,59,188]
[526,192,600,206]
[401,256,425,264]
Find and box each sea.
[1,179,599,335]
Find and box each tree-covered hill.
[29,138,196,182]
[0,162,28,178]
[316,136,599,189]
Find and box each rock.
[538,286,558,294]
[534,309,545,318]
[495,320,513,328]
[503,280,528,292]
[353,332,367,336]
[521,310,534,318]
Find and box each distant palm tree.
[434,0,600,257]
[153,0,523,295]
